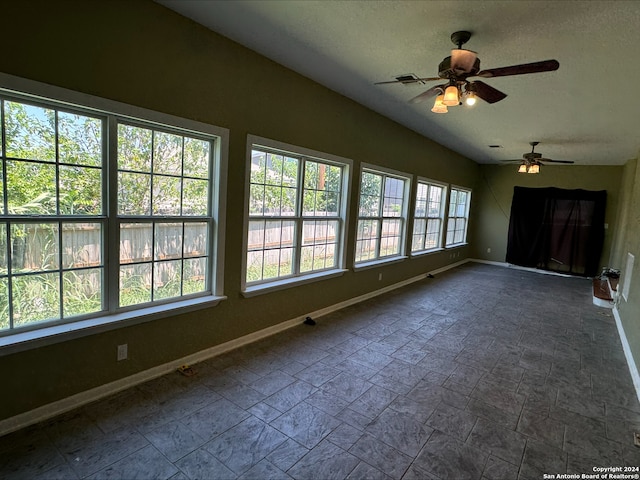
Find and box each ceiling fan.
[502,142,574,173]
[375,31,559,113]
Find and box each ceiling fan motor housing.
[438,56,480,78]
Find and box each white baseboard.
[468,259,509,267]
[468,259,576,278]
[0,259,468,437]
[612,306,640,404]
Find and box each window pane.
[118,172,151,215]
[155,223,182,261]
[184,223,207,257]
[383,178,404,218]
[59,165,102,215]
[6,160,57,215]
[183,178,208,216]
[250,150,267,184]
[184,257,206,294]
[281,187,297,216]
[183,137,209,179]
[0,223,7,274]
[12,272,60,326]
[426,219,441,249]
[118,124,152,172]
[0,278,8,330]
[154,260,182,300]
[264,185,283,216]
[301,220,338,272]
[58,111,102,167]
[249,184,265,216]
[120,263,151,307]
[380,219,401,257]
[303,161,342,217]
[120,223,152,264]
[412,219,426,252]
[152,175,181,215]
[457,200,467,217]
[62,223,102,269]
[153,131,182,175]
[246,249,264,283]
[359,172,382,217]
[11,223,59,273]
[355,219,379,262]
[282,157,298,187]
[5,102,55,162]
[63,268,102,317]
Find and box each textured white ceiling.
[159,0,640,166]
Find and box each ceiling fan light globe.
[442,86,459,106]
[528,164,540,174]
[518,164,528,173]
[464,92,477,106]
[431,94,448,113]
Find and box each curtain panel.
[506,187,606,276]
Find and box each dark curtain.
[506,187,606,276]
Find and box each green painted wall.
[0,1,479,420]
[609,159,640,376]
[471,164,624,269]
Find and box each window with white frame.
[412,180,446,252]
[446,186,471,246]
[0,83,225,338]
[355,166,410,264]
[244,138,349,290]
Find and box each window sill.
[242,269,348,298]
[410,248,445,257]
[0,295,226,357]
[445,242,468,249]
[353,256,408,271]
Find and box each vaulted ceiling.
[159,0,640,166]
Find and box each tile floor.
[1,263,639,479]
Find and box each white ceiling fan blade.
[451,49,477,73]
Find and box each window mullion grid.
[107,117,119,313]
[149,132,156,302]
[178,138,186,296]
[54,111,64,320]
[0,100,13,329]
[375,174,386,259]
[293,156,305,276]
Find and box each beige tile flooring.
[1,263,639,479]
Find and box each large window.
[0,80,226,340]
[412,180,446,253]
[446,186,471,246]
[244,137,350,292]
[355,166,410,265]
[116,123,214,307]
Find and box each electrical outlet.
[634,432,640,447]
[117,344,128,361]
[487,247,491,253]
[378,273,383,281]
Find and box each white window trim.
[241,135,352,295]
[354,163,411,268]
[445,184,472,247]
[411,177,448,255]
[0,73,228,354]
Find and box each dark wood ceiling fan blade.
[375,77,442,85]
[476,59,559,78]
[472,81,507,104]
[540,158,574,164]
[499,159,524,163]
[409,84,447,104]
